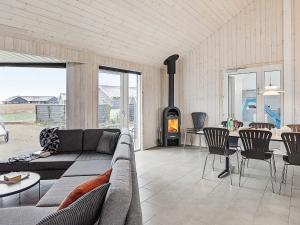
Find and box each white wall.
[178,0,283,135]
[293,0,300,122]
[0,29,162,149]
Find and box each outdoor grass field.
[0,104,35,122]
[0,104,65,159]
[0,112,35,122]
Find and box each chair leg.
[247,159,250,168]
[268,160,275,193]
[212,154,215,171]
[272,154,276,182]
[242,159,246,176]
[202,153,209,179]
[236,152,240,172]
[279,164,286,195]
[183,131,187,148]
[219,155,222,163]
[190,133,193,146]
[284,164,288,184]
[199,134,202,149]
[272,154,276,173]
[239,158,244,187]
[228,156,233,185]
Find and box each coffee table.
[0,172,41,206]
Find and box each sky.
[0,67,66,101]
[0,67,140,102]
[99,71,139,88]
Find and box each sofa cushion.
[76,152,113,161]
[119,133,131,145]
[111,142,131,165]
[35,170,66,180]
[55,129,83,152]
[96,131,120,154]
[98,160,132,225]
[62,160,112,177]
[125,139,142,225]
[37,183,110,225]
[37,176,96,207]
[83,129,120,151]
[29,152,80,171]
[125,171,142,225]
[0,161,29,173]
[0,206,57,225]
[59,169,112,209]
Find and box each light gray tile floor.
[1,146,300,225]
[137,147,300,225]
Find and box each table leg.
[199,134,202,149]
[218,140,230,178]
[218,157,230,178]
[39,181,41,199]
[19,193,21,206]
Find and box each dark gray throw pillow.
[36,183,110,225]
[96,131,120,154]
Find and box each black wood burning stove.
[162,54,181,146]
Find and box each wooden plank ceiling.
[0,0,254,65]
[0,50,65,63]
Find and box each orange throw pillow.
[58,168,112,210]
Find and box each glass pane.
[168,118,179,133]
[128,74,140,150]
[0,67,66,158]
[99,71,121,129]
[228,73,257,125]
[264,71,281,128]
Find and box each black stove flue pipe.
[164,54,179,107]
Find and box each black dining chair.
[202,127,239,185]
[238,129,275,192]
[248,122,276,170]
[280,132,300,194]
[249,122,275,130]
[183,112,207,148]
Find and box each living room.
[0,0,300,225]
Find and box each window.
[228,73,257,124]
[264,71,281,127]
[224,65,282,128]
[0,65,66,158]
[99,68,141,150]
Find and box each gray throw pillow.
[96,131,120,154]
[36,183,110,225]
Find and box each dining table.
[197,129,286,178]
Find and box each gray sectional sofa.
[0,129,142,225]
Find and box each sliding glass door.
[224,65,282,127]
[98,69,141,150]
[128,73,141,150]
[227,72,257,124]
[98,71,122,128]
[263,71,281,127]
